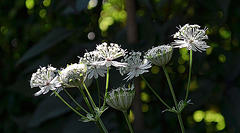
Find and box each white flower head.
[59,63,87,88]
[119,51,152,81]
[79,51,107,79]
[30,65,61,96]
[172,24,210,52]
[145,45,173,67]
[91,42,127,67]
[106,84,135,112]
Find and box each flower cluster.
[119,51,152,81]
[30,24,210,96]
[79,51,107,79]
[91,42,127,67]
[172,24,209,52]
[29,24,210,133]
[30,65,61,96]
[59,63,87,87]
[106,85,135,112]
[145,45,173,67]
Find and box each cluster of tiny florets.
[145,45,173,67]
[172,24,209,52]
[106,85,135,112]
[119,51,152,81]
[30,65,61,96]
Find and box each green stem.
[162,66,178,108]
[140,75,171,109]
[97,118,109,133]
[83,83,97,108]
[123,111,134,133]
[185,49,192,102]
[162,66,185,133]
[78,87,108,133]
[63,88,89,114]
[53,91,86,119]
[78,86,94,113]
[103,67,110,107]
[96,79,101,107]
[177,112,185,133]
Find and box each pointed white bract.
[79,51,107,79]
[119,51,152,81]
[172,24,210,52]
[91,42,127,67]
[30,65,62,96]
[59,63,87,88]
[145,45,173,67]
[106,85,135,112]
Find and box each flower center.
[46,82,50,86]
[106,58,112,61]
[189,40,194,43]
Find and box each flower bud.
[106,85,135,112]
[145,45,173,67]
[59,63,87,88]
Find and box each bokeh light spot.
[1,26,8,35]
[206,47,213,55]
[218,54,226,63]
[87,32,95,40]
[140,80,146,90]
[151,66,160,74]
[88,0,98,9]
[219,27,231,39]
[193,110,205,122]
[140,92,150,102]
[177,65,185,73]
[43,0,51,7]
[128,110,134,123]
[25,0,34,9]
[178,57,185,64]
[39,9,47,18]
[142,104,149,112]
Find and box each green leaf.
[16,28,74,66]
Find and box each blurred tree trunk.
[126,0,138,44]
[125,0,144,132]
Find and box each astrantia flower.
[172,24,209,52]
[145,45,173,66]
[119,51,152,81]
[59,63,87,88]
[91,42,127,67]
[106,85,135,112]
[30,65,61,96]
[79,51,107,79]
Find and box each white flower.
[59,63,87,88]
[30,65,61,96]
[79,51,107,79]
[106,84,135,112]
[145,45,173,67]
[119,51,152,81]
[91,42,127,67]
[172,24,209,52]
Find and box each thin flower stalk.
[96,79,101,107]
[83,83,97,108]
[63,88,89,114]
[53,90,86,119]
[103,67,110,107]
[185,49,192,102]
[123,111,134,133]
[162,66,185,133]
[140,75,170,109]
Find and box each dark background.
[0,0,239,133]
